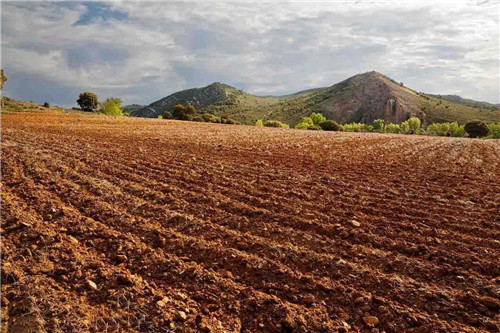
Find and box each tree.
[464,120,489,138]
[99,97,123,116]
[172,104,196,120]
[43,102,50,108]
[373,119,385,132]
[77,92,98,111]
[0,70,6,90]
[256,119,263,127]
[310,112,326,125]
[1,69,7,109]
[407,117,421,134]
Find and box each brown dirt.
[1,111,499,333]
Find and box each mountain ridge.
[130,71,500,125]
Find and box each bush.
[99,97,123,116]
[373,119,385,132]
[319,120,341,131]
[343,123,373,132]
[172,104,196,120]
[407,117,421,134]
[294,122,310,130]
[256,119,263,127]
[307,125,322,131]
[191,115,204,122]
[162,111,173,119]
[400,121,410,134]
[77,92,98,111]
[264,120,288,128]
[464,120,490,138]
[488,122,500,139]
[203,114,221,123]
[385,123,401,133]
[310,112,326,125]
[157,115,163,119]
[426,122,464,137]
[43,102,50,108]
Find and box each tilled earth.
[1,112,499,333]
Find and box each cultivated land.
[1,111,500,332]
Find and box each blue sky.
[2,1,499,107]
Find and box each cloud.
[1,1,498,107]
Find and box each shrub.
[310,112,326,125]
[301,117,314,126]
[43,102,50,108]
[487,122,500,139]
[264,120,288,128]
[191,115,204,122]
[373,119,385,132]
[343,123,373,132]
[307,125,322,130]
[222,118,237,124]
[158,115,163,119]
[162,111,173,119]
[295,122,310,130]
[256,119,263,127]
[203,114,221,123]
[464,120,490,138]
[386,123,401,133]
[77,92,98,111]
[407,117,421,134]
[99,97,123,116]
[427,122,464,137]
[400,121,410,134]
[172,104,196,120]
[319,120,341,131]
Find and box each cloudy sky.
[1,1,499,107]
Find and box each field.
[1,111,500,332]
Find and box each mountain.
[425,94,500,110]
[130,72,500,125]
[122,104,145,114]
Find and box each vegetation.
[256,119,263,127]
[319,120,342,131]
[43,102,50,108]
[99,97,123,116]
[264,120,289,128]
[343,123,374,132]
[172,104,196,120]
[488,122,500,139]
[427,122,465,137]
[307,125,322,131]
[1,69,7,109]
[464,120,490,138]
[373,119,385,132]
[77,92,98,111]
[294,117,314,129]
[310,112,326,125]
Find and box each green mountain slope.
[131,72,500,126]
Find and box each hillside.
[426,94,500,110]
[131,72,500,126]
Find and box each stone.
[363,316,379,327]
[115,254,128,263]
[176,311,187,321]
[350,220,361,227]
[86,280,97,290]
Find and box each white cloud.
[1,1,498,106]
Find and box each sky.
[1,1,499,107]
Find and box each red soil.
[1,112,499,332]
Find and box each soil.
[1,112,499,332]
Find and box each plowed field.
[1,111,499,333]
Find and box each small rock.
[302,295,315,305]
[350,220,361,227]
[115,254,128,263]
[198,318,211,332]
[336,258,346,265]
[176,311,187,321]
[156,300,166,307]
[86,280,97,290]
[68,236,79,245]
[363,316,379,327]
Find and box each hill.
[426,94,500,110]
[131,72,500,126]
[122,104,145,114]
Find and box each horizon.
[2,1,499,107]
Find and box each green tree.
[256,119,263,127]
[99,97,123,116]
[1,69,7,109]
[310,112,326,125]
[407,117,421,134]
[77,92,98,111]
[464,120,490,138]
[373,119,385,132]
[172,104,196,120]
[294,122,309,129]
